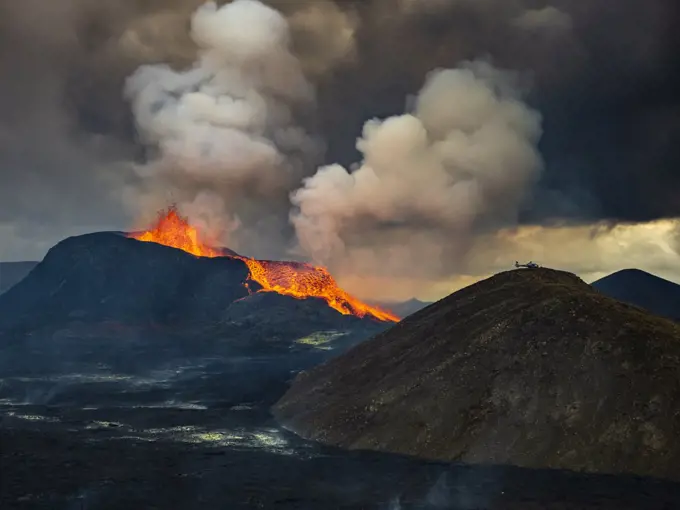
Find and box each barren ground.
[2,355,680,510]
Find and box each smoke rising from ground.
[291,60,543,282]
[124,0,321,254]
[0,0,678,300]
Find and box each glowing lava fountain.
[128,207,400,322]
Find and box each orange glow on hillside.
[128,207,400,322]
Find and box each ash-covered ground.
[3,350,680,510]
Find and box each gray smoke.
[0,0,675,292]
[124,0,322,256]
[290,60,543,284]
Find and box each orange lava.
[241,259,400,322]
[130,206,222,258]
[128,207,400,322]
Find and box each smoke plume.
[291,60,543,282]
[124,0,321,255]
[0,0,678,298]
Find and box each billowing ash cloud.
[124,0,322,255]
[0,0,678,272]
[291,60,543,281]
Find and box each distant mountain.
[376,298,432,318]
[274,268,680,481]
[591,269,680,321]
[0,261,38,294]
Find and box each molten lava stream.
[128,207,400,322]
[240,259,400,322]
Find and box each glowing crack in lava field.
[128,207,400,323]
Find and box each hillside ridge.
[273,268,680,481]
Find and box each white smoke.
[290,60,543,284]
[122,2,545,291]
[124,0,321,254]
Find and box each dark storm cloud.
[315,0,680,222]
[0,0,678,260]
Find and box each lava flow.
[128,207,400,322]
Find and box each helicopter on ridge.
[515,260,540,269]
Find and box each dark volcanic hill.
[0,232,389,371]
[592,269,680,322]
[0,232,250,330]
[273,268,680,481]
[0,232,385,330]
[0,261,38,294]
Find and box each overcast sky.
[0,0,679,300]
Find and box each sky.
[0,0,679,301]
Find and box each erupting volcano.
[128,207,400,322]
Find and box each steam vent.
[273,268,680,481]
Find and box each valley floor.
[2,365,680,510]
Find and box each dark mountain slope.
[0,261,38,294]
[274,268,680,481]
[0,232,250,330]
[592,269,680,321]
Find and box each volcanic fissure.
[128,207,400,322]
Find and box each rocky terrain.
[4,359,680,510]
[592,268,680,322]
[274,268,680,481]
[2,240,680,508]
